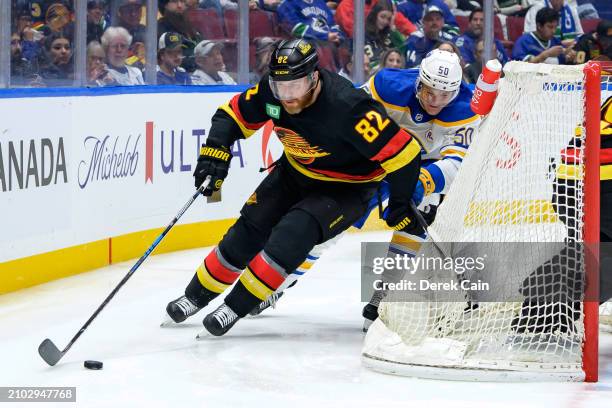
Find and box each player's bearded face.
[417,83,454,115]
[270,72,319,114]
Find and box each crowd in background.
[8,0,612,88]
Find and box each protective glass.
[269,74,316,101]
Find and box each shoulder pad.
[370,68,419,108]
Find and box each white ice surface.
[1,231,611,408]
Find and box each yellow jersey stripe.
[433,114,480,127]
[240,268,274,300]
[196,263,230,294]
[219,103,257,138]
[441,148,467,158]
[391,231,424,252]
[285,154,387,183]
[380,139,421,174]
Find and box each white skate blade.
[195,329,211,340]
[160,314,179,328]
[362,318,374,333]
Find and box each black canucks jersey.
[206,69,421,191]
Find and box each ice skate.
[249,291,284,316]
[201,303,241,337]
[162,295,202,326]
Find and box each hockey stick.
[409,200,476,307]
[38,178,211,366]
[408,200,448,257]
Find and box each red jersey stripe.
[248,253,285,290]
[370,129,414,162]
[229,94,268,130]
[204,250,241,285]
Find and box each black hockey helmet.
[268,39,319,81]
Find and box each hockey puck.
[84,360,103,370]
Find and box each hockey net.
[362,61,605,382]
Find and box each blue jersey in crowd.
[396,0,458,30]
[405,30,456,68]
[277,0,343,41]
[157,68,192,85]
[512,32,566,64]
[455,31,509,65]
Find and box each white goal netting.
[363,62,602,382]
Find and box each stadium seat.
[506,16,525,43]
[581,18,601,35]
[224,9,277,39]
[218,43,257,73]
[493,15,505,41]
[187,9,225,40]
[456,16,469,34]
[316,45,337,72]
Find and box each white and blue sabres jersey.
[362,68,479,198]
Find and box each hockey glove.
[193,144,232,196]
[385,204,418,234]
[412,168,436,207]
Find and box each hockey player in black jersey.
[165,39,422,336]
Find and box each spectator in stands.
[87,1,107,44]
[38,32,74,86]
[101,26,145,85]
[11,32,37,85]
[158,0,203,72]
[41,2,73,38]
[335,0,416,38]
[494,0,536,17]
[576,0,599,20]
[87,41,118,86]
[14,8,43,63]
[277,0,344,44]
[255,0,282,11]
[116,0,146,45]
[338,53,372,81]
[191,40,236,85]
[574,19,612,63]
[365,0,407,68]
[455,9,509,65]
[157,31,192,85]
[397,0,459,36]
[463,38,487,83]
[405,5,456,67]
[455,0,483,16]
[379,47,406,69]
[524,0,582,45]
[185,0,200,10]
[513,7,576,64]
[249,37,279,83]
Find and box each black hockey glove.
[385,204,420,235]
[193,144,232,196]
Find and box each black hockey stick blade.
[38,338,64,366]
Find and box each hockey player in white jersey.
[252,50,481,325]
[358,49,480,329]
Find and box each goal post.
[362,61,604,382]
[583,61,600,383]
